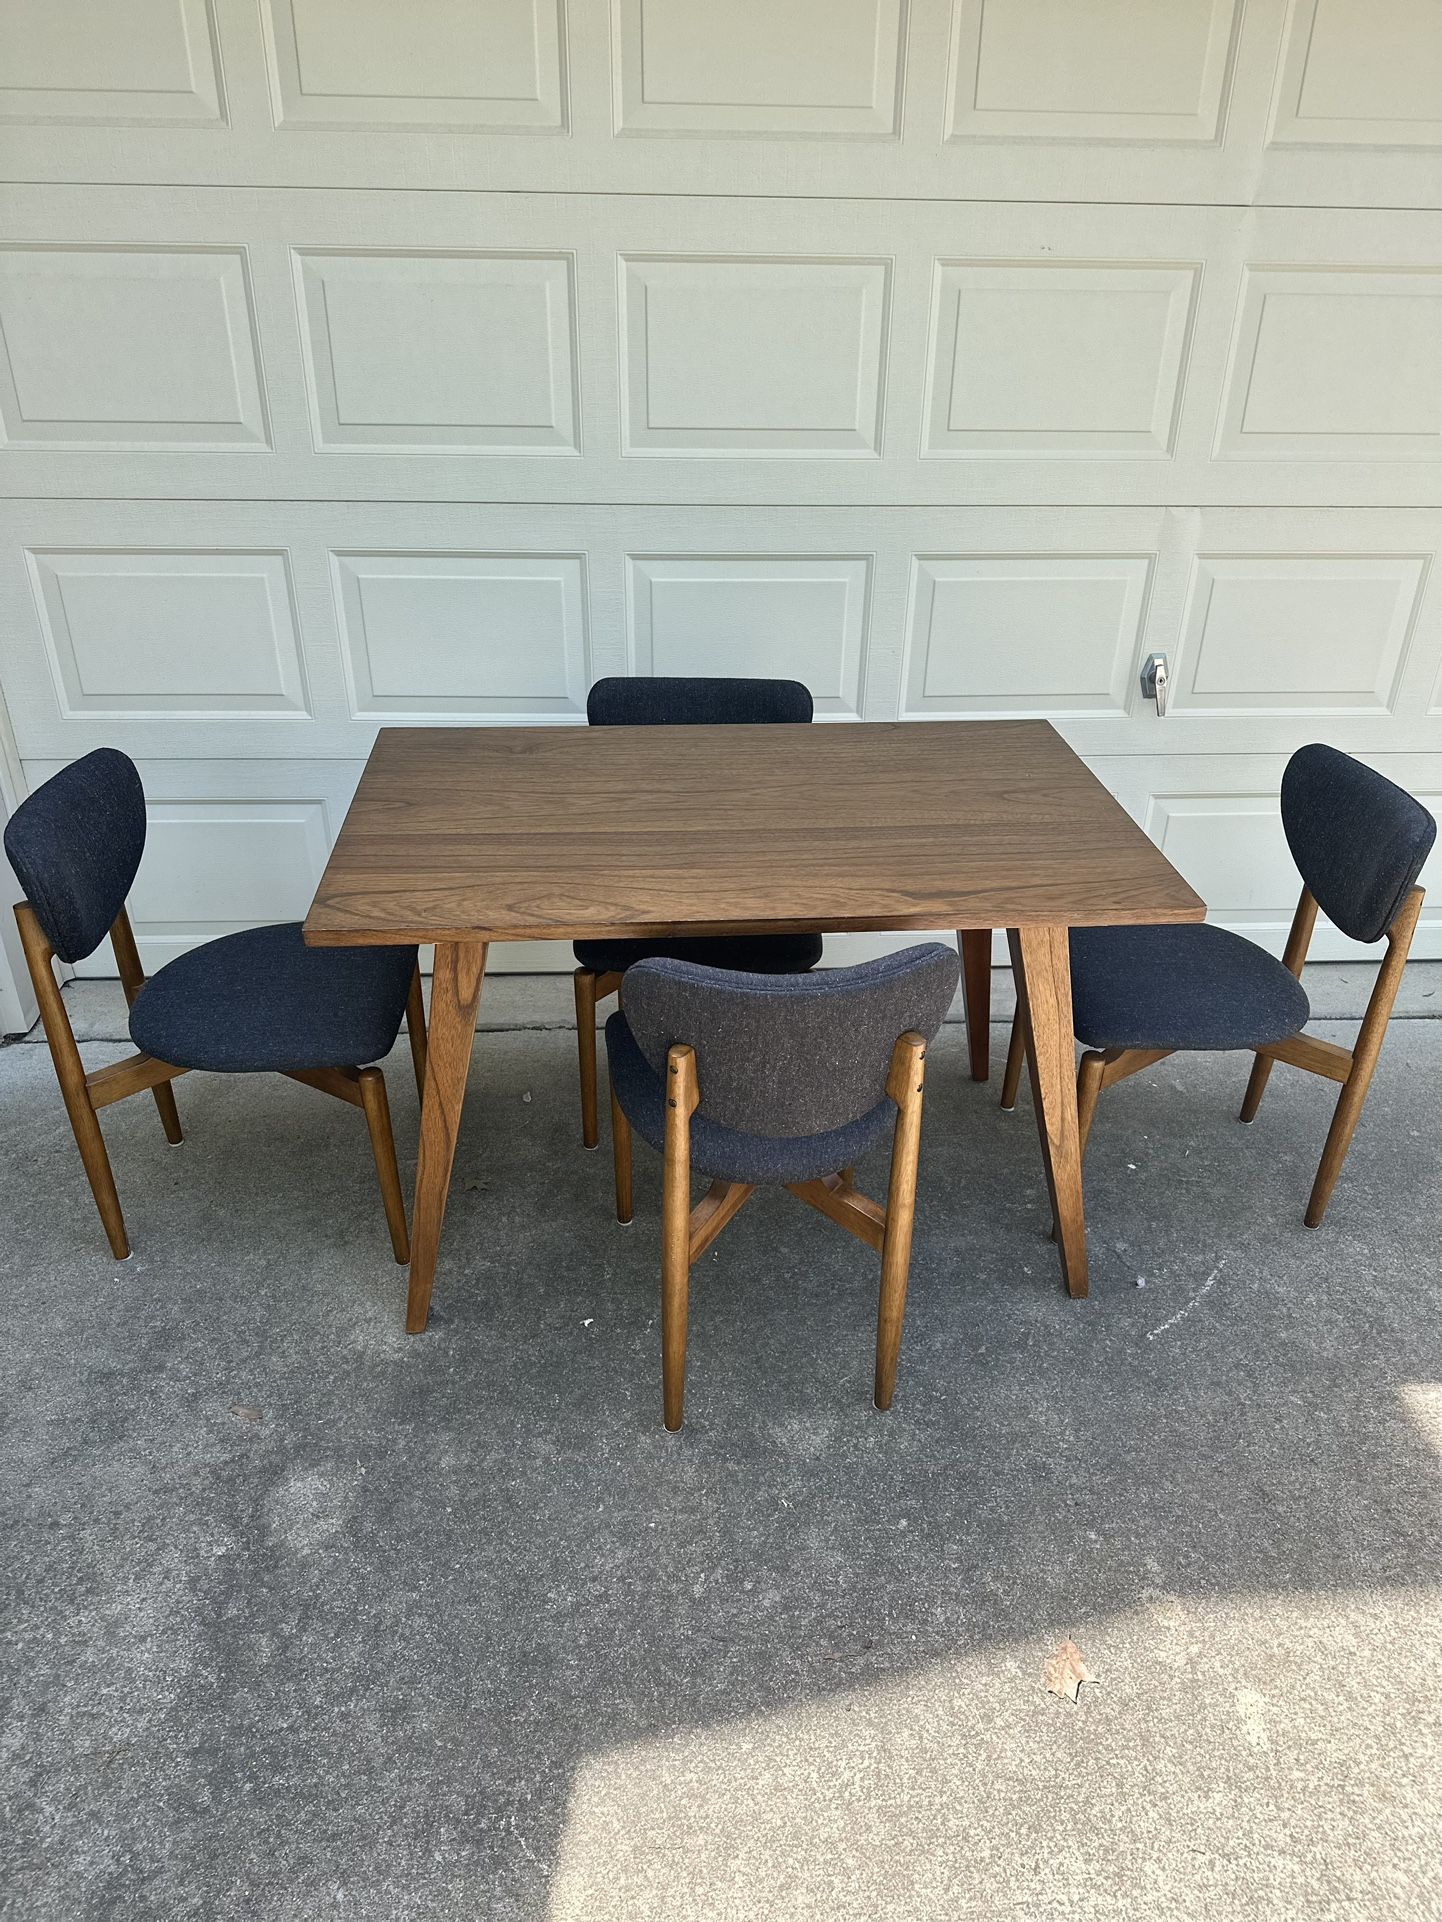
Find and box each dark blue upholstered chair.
[1000,744,1435,1228]
[605,942,960,1428]
[571,676,825,1150]
[4,749,427,1262]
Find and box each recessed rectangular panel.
[902,556,1150,716]
[627,556,870,713]
[1272,0,1442,147]
[296,252,578,451]
[621,257,888,454]
[27,550,308,719]
[1176,555,1427,715]
[925,263,1197,455]
[128,801,331,948]
[263,0,564,128]
[0,248,267,449]
[949,0,1241,141]
[1218,269,1442,459]
[0,0,223,124]
[614,0,904,135]
[334,553,588,716]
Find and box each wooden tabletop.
[303,719,1204,945]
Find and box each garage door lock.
[1140,652,1170,716]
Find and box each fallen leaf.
[1044,1639,1098,1703]
[229,1404,262,1423]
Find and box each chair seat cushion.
[606,1012,894,1186]
[1069,923,1310,1053]
[129,923,417,1073]
[576,931,822,977]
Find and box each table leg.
[406,940,487,1333]
[1007,925,1088,1300]
[957,929,992,1082]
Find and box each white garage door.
[1,0,1439,1005]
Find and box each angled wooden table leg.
[1008,925,1088,1299]
[406,940,487,1333]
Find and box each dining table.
[303,717,1205,1330]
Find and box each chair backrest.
[623,943,960,1138]
[586,676,813,727]
[1281,744,1435,945]
[3,748,147,963]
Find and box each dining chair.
[572,675,824,1148]
[5,748,428,1262]
[605,942,960,1429]
[999,744,1435,1227]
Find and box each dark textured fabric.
[130,923,416,1073]
[1069,923,1309,1053]
[621,943,959,1138]
[606,1011,895,1184]
[3,749,146,964]
[585,676,814,727]
[575,931,823,976]
[1282,743,1435,945]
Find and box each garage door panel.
[26,547,311,721]
[1171,555,1429,719]
[614,0,906,138]
[901,555,1153,718]
[0,244,269,451]
[259,0,566,131]
[2,190,1438,507]
[7,502,1436,763]
[1216,267,1442,461]
[946,0,1244,144]
[294,249,580,454]
[16,0,1436,210]
[334,551,592,720]
[1270,0,1442,149]
[0,0,225,127]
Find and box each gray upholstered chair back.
[3,748,147,964]
[622,942,960,1137]
[586,676,813,727]
[1282,744,1435,945]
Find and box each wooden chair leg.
[110,907,183,1144]
[1000,1007,1026,1110]
[575,968,600,1149]
[661,1045,698,1431]
[611,1085,633,1224]
[1303,886,1421,1228]
[1239,1052,1275,1123]
[1305,1065,1375,1229]
[874,1034,927,1412]
[406,965,428,1104]
[1076,1049,1106,1156]
[1243,887,1318,1125]
[151,1079,184,1144]
[958,929,991,1082]
[358,1067,410,1264]
[16,902,130,1258]
[65,1089,130,1259]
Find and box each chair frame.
[14,899,429,1263]
[609,1029,929,1430]
[999,883,1425,1229]
[577,925,991,1148]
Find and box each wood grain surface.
[304,720,1203,946]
